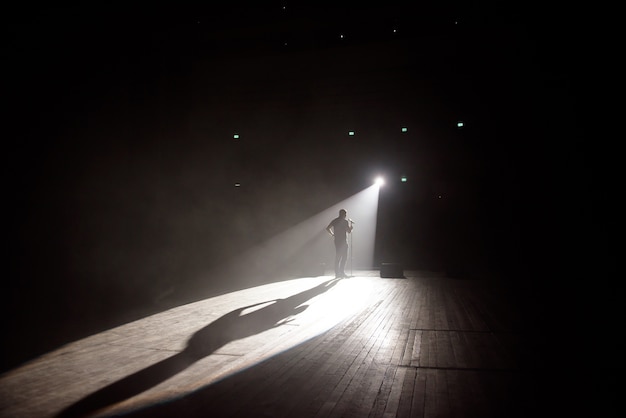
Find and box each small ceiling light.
[375,177,385,186]
[401,127,408,133]
[233,133,240,139]
[348,131,355,136]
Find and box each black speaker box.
[380,263,404,278]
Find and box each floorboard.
[0,271,555,417]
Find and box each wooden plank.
[408,330,423,368]
[307,298,394,415]
[212,278,404,417]
[0,273,535,418]
[293,287,399,416]
[432,286,450,330]
[424,368,451,418]
[368,364,399,417]
[379,366,407,417]
[369,284,420,416]
[327,287,404,417]
[445,370,466,418]
[395,367,416,418]
[434,330,455,369]
[413,282,433,330]
[449,330,470,369]
[442,288,462,330]
[401,329,416,367]
[420,330,436,368]
[410,368,427,418]
[454,286,491,332]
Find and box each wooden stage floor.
[0,270,607,417]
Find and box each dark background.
[4,2,614,375]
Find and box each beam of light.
[0,182,384,417]
[192,183,381,299]
[343,184,380,271]
[0,275,388,417]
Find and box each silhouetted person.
[326,209,353,278]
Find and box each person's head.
[339,209,347,218]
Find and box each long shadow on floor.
[56,278,341,418]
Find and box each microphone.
[348,219,356,224]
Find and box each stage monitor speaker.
[380,263,404,278]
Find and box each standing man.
[326,209,353,278]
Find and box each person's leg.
[334,242,341,278]
[338,242,348,277]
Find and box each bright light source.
[401,127,408,133]
[233,133,240,139]
[348,131,355,136]
[234,182,241,187]
[401,176,407,182]
[457,121,464,128]
[375,177,385,186]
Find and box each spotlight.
[401,176,407,183]
[375,177,385,186]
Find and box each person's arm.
[347,223,353,233]
[326,223,334,236]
